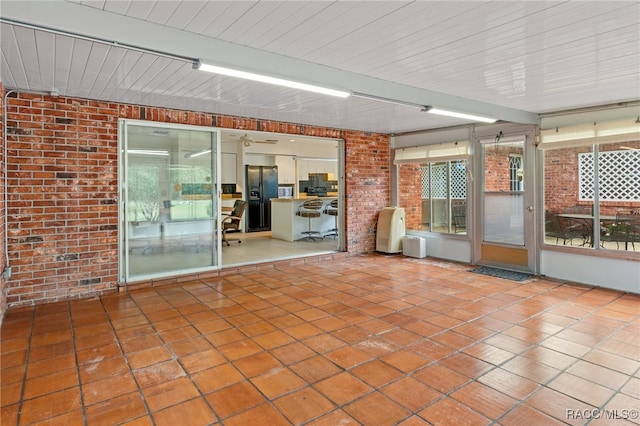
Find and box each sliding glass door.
[120,120,220,281]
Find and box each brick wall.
[397,163,422,230]
[0,82,6,320]
[4,91,390,308]
[344,131,391,253]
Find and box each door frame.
[118,119,222,283]
[472,124,538,273]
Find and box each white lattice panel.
[421,166,429,198]
[579,150,640,201]
[430,164,448,199]
[450,161,467,199]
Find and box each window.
[399,160,467,234]
[543,141,640,252]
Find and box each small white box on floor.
[402,236,426,258]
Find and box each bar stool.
[296,199,324,241]
[323,199,339,238]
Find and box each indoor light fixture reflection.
[422,106,497,123]
[185,149,212,159]
[127,149,169,156]
[194,60,350,98]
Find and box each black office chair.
[296,199,324,241]
[323,199,339,238]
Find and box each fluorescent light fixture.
[423,106,497,123]
[127,149,169,156]
[185,149,212,158]
[194,60,350,98]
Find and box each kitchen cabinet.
[221,153,236,183]
[275,155,296,183]
[298,159,337,180]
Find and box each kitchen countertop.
[271,196,337,202]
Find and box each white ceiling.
[1,1,639,135]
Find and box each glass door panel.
[121,121,219,281]
[476,132,535,272]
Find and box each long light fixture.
[127,149,169,156]
[194,60,350,98]
[185,149,212,158]
[422,106,497,123]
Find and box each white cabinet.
[299,159,337,180]
[221,153,236,183]
[275,155,296,183]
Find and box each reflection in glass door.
[120,121,219,281]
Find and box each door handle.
[527,206,534,212]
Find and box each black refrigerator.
[246,165,278,232]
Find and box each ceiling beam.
[1,1,539,125]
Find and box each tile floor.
[1,254,639,426]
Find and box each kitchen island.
[271,197,338,241]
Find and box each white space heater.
[376,207,405,253]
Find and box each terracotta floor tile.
[252,329,295,350]
[158,325,201,343]
[20,387,83,425]
[82,373,139,406]
[583,349,640,375]
[439,352,493,379]
[127,346,173,370]
[324,346,372,369]
[192,364,244,394]
[430,330,476,349]
[303,333,347,354]
[233,351,282,378]
[597,393,640,425]
[620,377,640,399]
[270,341,316,365]
[224,402,290,426]
[274,387,336,424]
[152,397,217,426]
[526,387,598,426]
[133,360,186,389]
[382,349,430,373]
[167,336,212,357]
[23,369,79,399]
[1,365,25,386]
[306,409,360,426]
[344,391,411,426]
[498,403,566,426]
[290,355,342,384]
[462,342,516,365]
[25,353,76,379]
[193,318,232,335]
[204,328,247,346]
[540,336,591,358]
[76,343,123,366]
[251,367,306,399]
[28,341,74,363]
[451,381,517,419]
[236,320,278,337]
[380,377,442,411]
[418,396,490,426]
[566,360,630,390]
[522,346,577,370]
[205,381,265,418]
[218,338,263,361]
[315,372,373,405]
[1,382,22,407]
[141,377,201,412]
[78,356,130,384]
[351,359,404,388]
[548,372,615,407]
[120,334,165,354]
[477,367,539,400]
[409,339,456,361]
